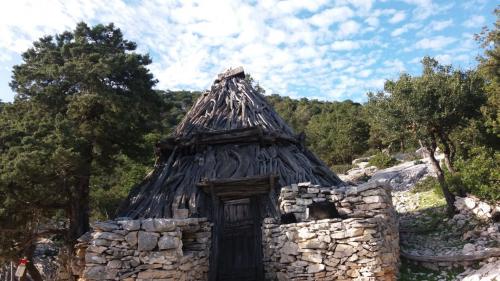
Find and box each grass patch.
[331,164,353,174]
[418,189,446,210]
[399,260,463,281]
[410,177,441,194]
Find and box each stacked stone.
[279,182,345,221]
[265,182,399,281]
[82,218,211,281]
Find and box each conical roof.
[174,67,295,138]
[118,67,343,219]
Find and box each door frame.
[198,175,276,281]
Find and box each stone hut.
[78,67,399,281]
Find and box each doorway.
[216,197,263,281]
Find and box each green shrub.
[456,146,500,201]
[411,177,441,194]
[368,152,398,168]
[331,164,353,174]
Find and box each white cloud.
[390,23,420,37]
[337,20,361,38]
[414,36,457,50]
[309,6,354,27]
[365,16,379,27]
[388,11,406,24]
[403,0,452,21]
[463,15,485,28]
[430,19,453,31]
[331,40,361,51]
[0,0,491,103]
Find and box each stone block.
[107,260,122,268]
[345,228,364,237]
[142,218,176,232]
[83,265,106,280]
[137,270,171,279]
[125,231,138,246]
[93,221,119,231]
[281,241,299,255]
[308,264,325,273]
[87,245,107,254]
[334,244,355,258]
[138,231,159,251]
[85,253,106,264]
[362,195,384,204]
[118,220,141,231]
[302,252,322,263]
[307,187,320,193]
[158,235,181,250]
[296,198,313,206]
[93,232,123,241]
[298,240,327,249]
[298,228,316,239]
[280,254,296,263]
[173,208,189,219]
[91,239,111,247]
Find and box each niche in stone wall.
[305,201,345,220]
[181,226,209,253]
[182,232,199,252]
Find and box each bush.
[331,164,353,174]
[411,177,441,194]
[368,152,398,168]
[456,146,500,201]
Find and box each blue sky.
[0,0,497,102]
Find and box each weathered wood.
[401,248,500,262]
[117,69,344,220]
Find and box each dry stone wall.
[80,218,211,281]
[264,182,399,280]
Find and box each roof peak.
[216,66,245,82]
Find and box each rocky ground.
[340,154,500,281]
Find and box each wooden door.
[217,198,263,281]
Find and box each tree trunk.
[20,243,43,281]
[438,132,456,174]
[65,148,92,281]
[423,136,456,217]
[26,259,43,281]
[68,144,92,243]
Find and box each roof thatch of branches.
[118,67,343,219]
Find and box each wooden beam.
[401,248,500,262]
[156,127,301,151]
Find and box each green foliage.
[411,177,441,194]
[1,22,160,260]
[365,91,417,152]
[266,95,370,165]
[476,8,500,137]
[306,101,370,165]
[455,146,500,201]
[331,164,353,175]
[368,152,398,168]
